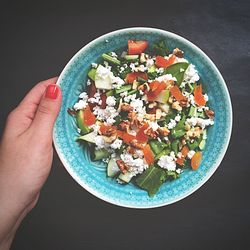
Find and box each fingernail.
[45,84,59,99]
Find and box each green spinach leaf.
[165,62,189,85]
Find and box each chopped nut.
[205,109,215,119]
[181,138,186,145]
[121,103,133,112]
[168,96,174,104]
[186,127,202,138]
[116,160,128,174]
[100,126,117,137]
[148,102,157,109]
[155,109,162,120]
[132,81,139,90]
[118,121,130,132]
[145,128,158,139]
[130,139,145,149]
[157,127,170,136]
[140,53,148,63]
[172,101,182,111]
[138,83,150,93]
[173,48,184,58]
[179,99,188,107]
[145,113,156,121]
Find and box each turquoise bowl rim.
[53,27,233,209]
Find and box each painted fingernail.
[45,84,59,99]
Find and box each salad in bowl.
[68,39,215,197]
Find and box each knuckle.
[38,103,52,116]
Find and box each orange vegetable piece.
[122,133,136,144]
[128,40,149,55]
[136,123,149,143]
[170,85,187,102]
[125,72,148,84]
[147,81,167,101]
[143,144,155,165]
[83,105,96,126]
[191,151,202,170]
[176,145,189,166]
[99,124,116,134]
[194,84,206,106]
[155,55,176,68]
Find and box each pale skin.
[0,78,62,250]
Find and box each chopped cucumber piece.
[88,68,97,81]
[199,139,206,150]
[155,89,170,104]
[187,82,194,93]
[118,172,133,183]
[197,111,206,119]
[106,90,114,97]
[203,129,207,139]
[77,131,96,143]
[148,65,157,73]
[115,84,132,94]
[137,77,147,83]
[127,89,138,96]
[102,53,121,65]
[107,158,120,177]
[76,110,90,135]
[188,106,197,117]
[95,65,113,90]
[187,137,202,150]
[124,55,139,62]
[91,148,110,161]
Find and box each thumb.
[31,84,62,138]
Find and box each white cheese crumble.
[106,96,116,107]
[146,58,155,67]
[156,67,164,74]
[87,79,92,86]
[91,63,98,68]
[110,139,123,149]
[149,121,159,131]
[185,117,214,129]
[167,119,177,129]
[187,150,196,159]
[120,153,148,176]
[158,155,176,171]
[181,64,200,88]
[93,106,119,125]
[156,74,177,82]
[74,99,88,110]
[120,91,128,97]
[175,114,181,122]
[94,136,109,149]
[110,52,118,58]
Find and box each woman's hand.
[0,78,62,249]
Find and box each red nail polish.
[45,84,59,99]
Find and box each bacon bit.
[83,105,96,126]
[130,139,145,149]
[194,84,206,106]
[121,103,133,112]
[67,108,77,116]
[116,160,128,174]
[143,144,155,165]
[136,123,149,142]
[99,124,117,137]
[118,121,130,132]
[205,109,215,119]
[173,48,184,58]
[157,127,170,136]
[145,127,158,139]
[170,85,187,102]
[172,101,182,111]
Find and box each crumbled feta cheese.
[93,106,119,125]
[176,168,182,174]
[124,93,136,103]
[73,99,88,110]
[119,66,125,73]
[149,121,159,131]
[177,152,182,158]
[157,137,162,142]
[139,90,144,95]
[167,119,177,129]
[158,155,176,171]
[79,91,88,100]
[156,67,164,74]
[170,151,177,160]
[110,139,123,149]
[130,98,144,114]
[94,136,109,149]
[182,64,200,86]
[120,91,128,97]
[146,58,155,68]
[87,79,92,86]
[110,52,118,58]
[106,96,116,107]
[156,74,177,82]
[120,153,148,176]
[186,117,214,129]
[91,63,98,68]
[175,114,181,122]
[77,128,81,133]
[112,76,125,89]
[130,63,136,72]
[204,94,209,102]
[187,150,196,159]
[137,64,147,72]
[163,136,169,142]
[180,68,185,72]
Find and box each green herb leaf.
[153,40,170,56]
[135,166,167,197]
[165,62,189,85]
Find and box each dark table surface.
[1,0,250,249]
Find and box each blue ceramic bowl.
[53,27,232,208]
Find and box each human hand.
[0,78,62,249]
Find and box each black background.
[1,0,250,249]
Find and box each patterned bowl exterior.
[53,27,232,208]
